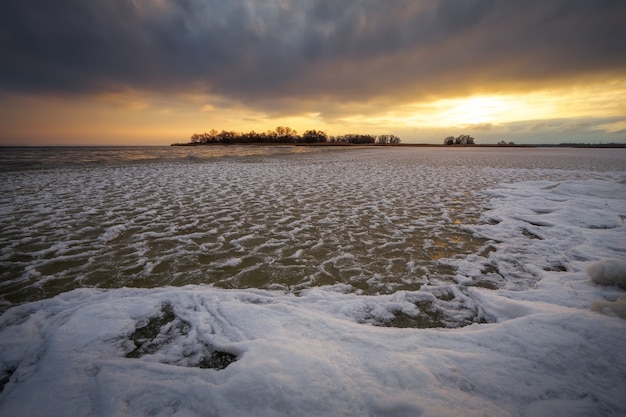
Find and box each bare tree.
[302,130,328,143]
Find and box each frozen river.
[1,145,625,416]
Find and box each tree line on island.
[188,126,401,145]
[184,127,481,146]
[443,134,475,145]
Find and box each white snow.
[0,279,625,417]
[212,258,243,268]
[588,259,626,289]
[1,147,625,416]
[591,294,626,319]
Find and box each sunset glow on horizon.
[1,1,625,145]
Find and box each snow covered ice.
[0,146,625,416]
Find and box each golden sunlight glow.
[333,93,558,131]
[1,79,624,145]
[421,92,571,128]
[431,96,533,126]
[351,80,626,132]
[599,120,626,133]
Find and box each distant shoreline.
[171,142,626,149]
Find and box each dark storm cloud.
[1,0,625,104]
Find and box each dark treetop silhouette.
[186,127,401,145]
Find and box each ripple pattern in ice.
[2,147,623,322]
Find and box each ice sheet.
[1,173,625,417]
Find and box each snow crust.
[1,281,625,417]
[1,148,626,416]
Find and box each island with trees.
[173,129,625,148]
[443,134,475,145]
[176,126,401,146]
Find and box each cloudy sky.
[1,0,625,145]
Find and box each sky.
[1,0,626,146]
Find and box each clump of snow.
[588,259,626,289]
[212,258,243,268]
[590,294,626,319]
[587,258,626,320]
